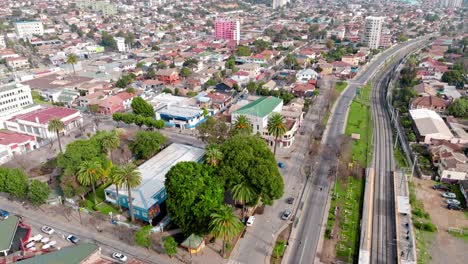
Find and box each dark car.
[0,209,9,220]
[66,235,79,244]
[286,197,295,204]
[447,204,462,210]
[281,210,292,220]
[432,185,450,191]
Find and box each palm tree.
[77,160,103,205]
[205,145,223,167]
[231,181,256,217]
[101,130,120,163]
[267,113,286,156]
[109,166,124,212]
[210,205,243,256]
[47,118,65,153]
[232,115,252,135]
[66,53,78,76]
[115,163,142,222]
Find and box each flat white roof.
[409,108,454,137]
[397,196,411,215]
[105,143,205,210]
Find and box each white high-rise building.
[0,35,6,49]
[273,0,290,9]
[363,16,384,50]
[14,21,44,39]
[114,37,127,53]
[439,0,463,8]
[144,0,166,7]
[0,82,33,119]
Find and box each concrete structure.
[363,16,384,49]
[5,57,30,69]
[114,37,127,53]
[409,108,453,144]
[272,0,290,9]
[232,96,283,134]
[0,131,38,164]
[0,35,6,49]
[144,0,167,7]
[14,21,44,39]
[439,0,463,8]
[76,0,117,16]
[0,83,33,120]
[105,143,205,222]
[4,106,82,142]
[214,18,240,44]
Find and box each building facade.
[363,16,384,49]
[14,21,44,39]
[214,18,240,45]
[439,0,463,8]
[272,0,290,9]
[231,96,283,134]
[0,83,33,119]
[114,37,127,53]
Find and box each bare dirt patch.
[413,179,468,264]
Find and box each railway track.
[370,71,397,264]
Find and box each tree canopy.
[28,180,51,205]
[448,98,468,118]
[236,45,251,56]
[441,70,465,89]
[130,130,167,160]
[0,168,29,199]
[219,135,284,205]
[131,97,154,117]
[197,116,231,144]
[165,162,224,235]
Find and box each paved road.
[286,37,428,264]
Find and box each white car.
[446,199,461,206]
[42,244,51,250]
[25,241,35,249]
[40,237,50,244]
[112,252,128,262]
[47,240,57,247]
[246,216,256,226]
[31,234,43,242]
[41,226,55,235]
[441,192,456,198]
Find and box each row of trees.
[112,112,164,130]
[0,168,51,205]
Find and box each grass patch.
[95,202,119,215]
[272,240,286,258]
[448,227,468,241]
[394,144,408,169]
[32,90,52,105]
[322,111,330,126]
[83,182,118,214]
[336,81,348,93]
[345,84,372,167]
[415,229,433,264]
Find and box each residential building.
[144,0,167,7]
[273,0,290,9]
[231,96,283,134]
[4,106,82,142]
[105,143,205,222]
[214,18,240,44]
[236,63,261,79]
[5,57,30,69]
[0,131,38,164]
[114,37,127,53]
[409,108,454,143]
[296,69,319,83]
[363,16,384,49]
[14,21,44,39]
[429,141,468,182]
[439,0,463,8]
[155,68,180,84]
[0,36,5,49]
[341,55,360,67]
[410,96,449,113]
[0,82,33,119]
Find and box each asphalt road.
[287,37,428,264]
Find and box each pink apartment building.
[214,18,240,44]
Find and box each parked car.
[25,241,35,249]
[66,235,79,244]
[432,185,450,191]
[40,237,50,244]
[447,204,462,210]
[278,162,285,168]
[286,197,295,204]
[0,209,9,220]
[246,216,256,226]
[31,234,43,242]
[441,192,456,198]
[281,210,292,220]
[112,252,128,262]
[41,226,55,235]
[446,199,461,206]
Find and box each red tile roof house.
[155,68,180,84]
[410,96,449,113]
[3,106,82,142]
[0,131,38,164]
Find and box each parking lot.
[24,220,80,252]
[414,179,468,264]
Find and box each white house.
[296,69,319,83]
[409,109,454,144]
[231,96,283,134]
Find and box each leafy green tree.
[326,39,334,49]
[131,97,154,117]
[180,67,191,79]
[442,70,465,89]
[4,168,29,199]
[100,130,120,163]
[231,181,255,217]
[205,144,223,167]
[121,113,136,124]
[135,225,152,248]
[232,115,252,135]
[236,45,251,56]
[66,53,78,75]
[112,112,124,123]
[48,118,65,153]
[219,135,284,205]
[130,130,167,159]
[109,166,124,211]
[267,113,286,156]
[246,81,258,94]
[165,162,224,235]
[210,205,243,256]
[284,53,298,69]
[125,32,135,48]
[101,31,117,50]
[77,160,103,205]
[183,58,198,68]
[115,163,142,222]
[134,115,146,128]
[163,236,178,258]
[147,68,156,79]
[116,74,135,88]
[197,116,231,144]
[448,98,468,118]
[57,138,106,174]
[225,56,236,70]
[253,39,270,53]
[28,180,51,206]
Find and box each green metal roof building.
[232,96,283,134]
[0,215,19,256]
[20,243,100,264]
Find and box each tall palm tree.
[231,181,256,217]
[109,166,124,212]
[66,53,78,76]
[210,205,243,256]
[77,160,103,205]
[232,115,252,135]
[101,130,120,163]
[115,163,142,222]
[205,144,223,167]
[47,118,65,153]
[267,113,286,156]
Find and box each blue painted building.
[104,143,205,222]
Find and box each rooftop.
[0,215,19,252]
[8,106,80,125]
[106,143,205,210]
[0,131,35,146]
[409,109,454,138]
[234,96,283,117]
[19,243,99,264]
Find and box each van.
[246,216,256,226]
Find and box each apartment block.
[215,18,240,45]
[14,21,44,39]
